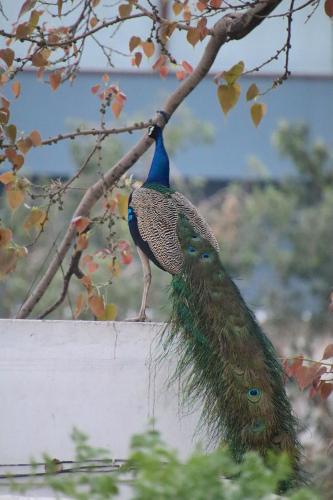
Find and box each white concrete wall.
[0,319,202,466]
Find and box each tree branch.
[16,0,283,319]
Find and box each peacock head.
[148,124,161,141]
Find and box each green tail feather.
[164,216,301,484]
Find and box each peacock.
[127,112,301,483]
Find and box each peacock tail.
[128,124,301,486]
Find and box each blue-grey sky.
[1,0,332,74]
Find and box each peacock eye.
[250,419,266,433]
[247,388,262,403]
[187,245,197,254]
[191,234,199,240]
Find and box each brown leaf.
[129,36,141,52]
[0,228,13,248]
[15,22,31,39]
[76,233,89,250]
[80,275,93,292]
[187,28,200,47]
[118,3,132,18]
[83,254,99,273]
[72,216,91,233]
[142,40,155,58]
[210,0,222,7]
[0,247,18,279]
[74,293,86,319]
[18,0,37,19]
[0,48,15,67]
[88,294,105,319]
[90,16,98,28]
[176,70,186,81]
[322,343,333,360]
[6,183,25,210]
[181,60,193,74]
[0,171,15,185]
[111,93,126,118]
[11,81,21,98]
[17,137,33,154]
[57,0,63,16]
[31,52,48,67]
[294,363,321,391]
[132,52,142,68]
[91,84,101,94]
[283,356,303,378]
[246,83,259,101]
[29,130,42,146]
[325,0,333,17]
[5,124,17,144]
[49,71,61,91]
[319,382,333,400]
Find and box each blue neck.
[145,128,170,187]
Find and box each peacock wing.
[130,188,220,275]
[130,188,184,274]
[171,192,220,253]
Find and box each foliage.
[206,123,333,322]
[10,427,320,500]
[0,108,213,319]
[0,0,328,319]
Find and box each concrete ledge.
[0,319,201,467]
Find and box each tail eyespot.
[250,419,266,433]
[247,387,262,403]
[187,245,198,255]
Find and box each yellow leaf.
[11,80,21,98]
[250,102,267,127]
[172,1,183,15]
[0,171,15,185]
[118,3,132,17]
[129,35,141,52]
[142,40,155,58]
[118,193,129,218]
[23,208,47,231]
[29,129,42,146]
[217,83,241,115]
[246,83,259,101]
[0,228,13,248]
[89,294,105,319]
[223,61,244,85]
[6,184,25,210]
[100,303,117,321]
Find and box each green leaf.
[223,61,244,85]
